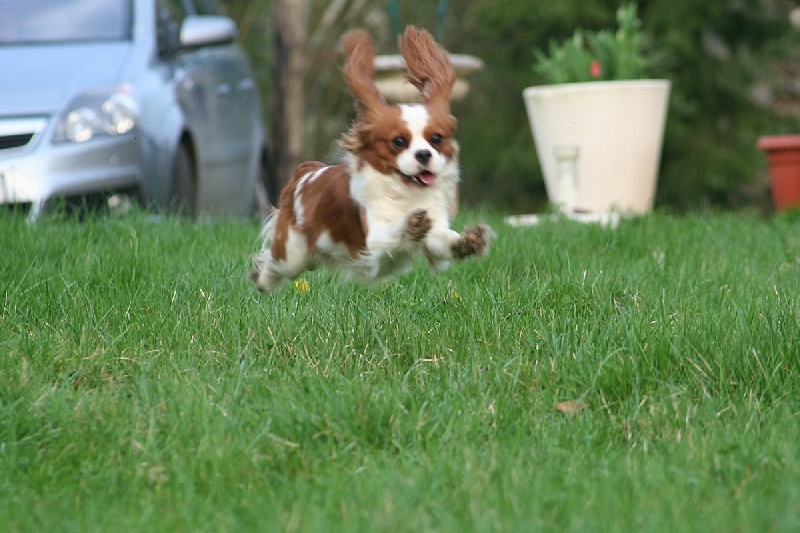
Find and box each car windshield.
[0,0,132,44]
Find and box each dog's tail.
[258,207,279,249]
[250,208,279,287]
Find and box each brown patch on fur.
[399,26,455,108]
[271,163,368,262]
[424,106,458,160]
[271,161,327,261]
[350,107,410,174]
[296,164,367,258]
[406,209,432,242]
[451,225,492,259]
[341,30,390,154]
[340,29,371,60]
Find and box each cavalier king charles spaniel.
[251,26,492,292]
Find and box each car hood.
[0,43,132,116]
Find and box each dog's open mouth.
[396,169,436,188]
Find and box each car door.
[195,38,260,215]
[159,0,260,215]
[183,0,261,215]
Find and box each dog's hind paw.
[406,208,432,242]
[452,224,494,259]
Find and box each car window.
[156,0,186,55]
[0,0,132,44]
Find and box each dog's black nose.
[415,149,432,165]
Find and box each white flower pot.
[523,80,670,214]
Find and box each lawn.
[1,209,799,532]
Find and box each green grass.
[1,208,799,532]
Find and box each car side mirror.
[179,16,238,49]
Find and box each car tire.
[169,142,196,217]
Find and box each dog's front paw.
[451,224,494,259]
[406,208,432,242]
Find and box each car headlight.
[54,87,138,143]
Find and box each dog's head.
[341,26,457,189]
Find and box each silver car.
[0,0,267,219]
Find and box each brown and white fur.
[250,26,492,292]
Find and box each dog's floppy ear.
[399,26,455,108]
[341,30,387,118]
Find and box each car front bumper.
[0,116,144,219]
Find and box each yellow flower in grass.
[447,280,461,301]
[293,279,309,294]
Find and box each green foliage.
[534,4,649,84]
[1,210,800,530]
[534,31,597,84]
[589,3,649,80]
[456,0,800,211]
[217,0,800,211]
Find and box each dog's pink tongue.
[418,171,436,186]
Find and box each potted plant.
[523,3,670,215]
[756,135,800,212]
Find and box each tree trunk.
[269,0,308,201]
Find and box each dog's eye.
[430,133,443,145]
[392,136,409,149]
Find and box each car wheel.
[170,142,196,217]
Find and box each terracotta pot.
[757,134,800,212]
